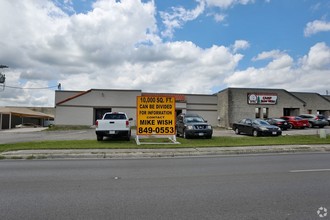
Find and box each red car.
[280,116,309,129]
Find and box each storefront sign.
[248,93,278,105]
[136,96,176,135]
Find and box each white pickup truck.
[95,112,133,141]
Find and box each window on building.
[255,108,261,118]
[263,108,269,119]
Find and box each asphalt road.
[0,127,329,144]
[0,154,329,220]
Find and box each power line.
[4,84,60,90]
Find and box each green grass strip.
[0,135,330,153]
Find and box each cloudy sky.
[0,0,330,107]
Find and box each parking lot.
[0,126,329,144]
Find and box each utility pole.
[0,65,8,91]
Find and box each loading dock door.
[94,108,112,123]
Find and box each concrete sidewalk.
[1,144,330,160]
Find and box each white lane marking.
[290,169,330,173]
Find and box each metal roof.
[0,107,54,119]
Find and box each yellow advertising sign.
[136,96,176,135]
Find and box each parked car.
[298,114,329,128]
[232,118,282,137]
[15,123,40,128]
[280,116,309,129]
[176,113,212,139]
[265,118,290,130]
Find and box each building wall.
[62,90,141,107]
[217,89,229,128]
[219,88,308,128]
[55,106,94,125]
[291,92,330,116]
[185,94,218,126]
[55,90,219,126]
[55,90,141,126]
[55,90,83,104]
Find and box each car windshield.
[253,119,270,125]
[185,116,204,123]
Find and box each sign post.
[136,96,179,145]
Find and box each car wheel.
[183,130,189,139]
[288,123,293,129]
[97,135,103,141]
[176,128,180,137]
[252,130,259,137]
[308,123,313,128]
[235,128,240,135]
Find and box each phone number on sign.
[138,127,175,134]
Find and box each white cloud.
[213,13,226,22]
[300,42,330,70]
[304,20,330,37]
[231,40,250,53]
[0,0,329,107]
[205,0,255,9]
[252,50,286,61]
[0,0,244,106]
[224,43,330,92]
[159,0,257,38]
[160,1,205,38]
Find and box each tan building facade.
[217,88,330,128]
[54,88,330,128]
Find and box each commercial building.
[217,88,330,128]
[54,88,330,128]
[55,89,218,126]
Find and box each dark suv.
[176,113,213,139]
[298,114,329,128]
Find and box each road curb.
[1,145,330,160]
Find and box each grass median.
[1,135,330,153]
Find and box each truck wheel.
[126,131,131,141]
[97,135,103,141]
